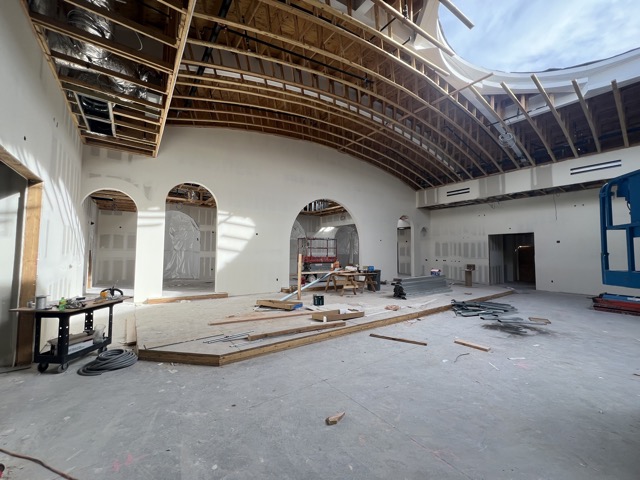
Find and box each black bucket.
[313,294,324,306]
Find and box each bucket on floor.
[313,294,324,306]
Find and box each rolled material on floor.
[392,276,451,299]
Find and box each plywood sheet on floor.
[135,284,513,366]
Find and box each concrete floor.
[1,290,640,479]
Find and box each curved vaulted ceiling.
[22,0,640,190]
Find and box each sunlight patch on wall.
[217,211,255,270]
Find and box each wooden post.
[297,253,302,301]
[16,182,43,365]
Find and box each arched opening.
[163,183,217,294]
[397,215,412,276]
[289,199,359,288]
[83,189,138,295]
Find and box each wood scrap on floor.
[209,309,318,326]
[255,299,303,310]
[454,339,491,352]
[246,321,346,341]
[528,317,551,324]
[325,412,346,425]
[369,333,427,346]
[310,310,364,322]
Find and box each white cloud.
[439,0,640,72]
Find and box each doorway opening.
[397,215,411,276]
[84,190,138,296]
[163,183,217,295]
[488,233,536,287]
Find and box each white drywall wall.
[426,188,640,296]
[93,210,137,288]
[82,127,428,299]
[0,1,85,350]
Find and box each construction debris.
[255,300,303,311]
[451,300,516,317]
[392,276,450,299]
[385,305,401,311]
[454,339,491,352]
[369,333,427,346]
[325,412,346,425]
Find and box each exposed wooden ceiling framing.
[22,0,640,191]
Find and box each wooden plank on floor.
[454,339,491,352]
[310,310,365,322]
[255,299,303,310]
[247,321,346,341]
[145,292,228,304]
[208,309,318,326]
[369,333,427,346]
[136,348,221,366]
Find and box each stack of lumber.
[392,275,450,299]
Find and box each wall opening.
[289,199,358,287]
[488,233,536,287]
[84,189,138,292]
[397,215,412,276]
[163,183,217,293]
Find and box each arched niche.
[163,182,217,293]
[82,189,138,291]
[288,199,359,284]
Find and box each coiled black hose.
[77,349,137,376]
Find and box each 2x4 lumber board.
[145,292,228,304]
[154,0,196,157]
[311,310,365,321]
[208,310,320,326]
[63,0,178,47]
[16,182,43,365]
[82,131,156,153]
[430,73,493,105]
[247,321,346,341]
[29,11,173,73]
[368,0,454,56]
[369,333,427,346]
[500,81,556,162]
[611,80,630,148]
[571,79,601,152]
[454,339,491,352]
[530,74,579,157]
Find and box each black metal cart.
[11,296,129,373]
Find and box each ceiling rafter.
[500,82,556,162]
[531,74,579,158]
[611,80,630,148]
[571,80,601,153]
